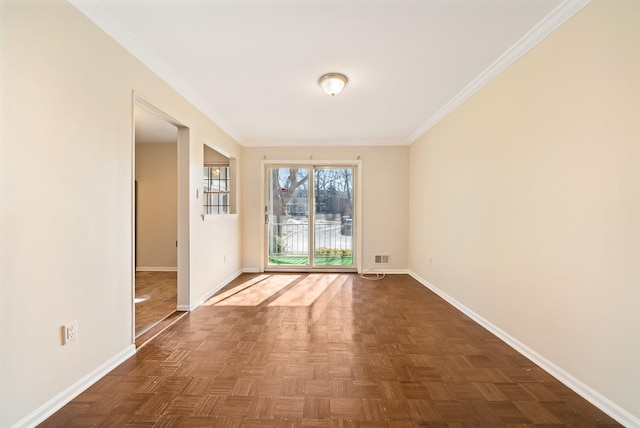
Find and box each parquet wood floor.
[135,271,177,338]
[41,273,620,427]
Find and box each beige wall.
[204,144,229,164]
[0,1,242,426]
[3,0,637,425]
[241,146,409,272]
[189,138,242,310]
[135,143,178,269]
[408,0,639,421]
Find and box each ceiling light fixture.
[319,73,348,96]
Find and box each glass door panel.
[266,165,356,270]
[266,167,310,267]
[313,168,354,267]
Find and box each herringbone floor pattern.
[40,273,620,427]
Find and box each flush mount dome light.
[319,73,348,96]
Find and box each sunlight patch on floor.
[213,274,301,306]
[268,274,337,307]
[134,296,149,304]
[204,274,349,308]
[202,274,271,306]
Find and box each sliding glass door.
[312,167,354,267]
[266,167,311,266]
[266,165,355,270]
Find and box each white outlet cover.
[63,320,78,345]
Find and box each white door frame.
[131,93,190,343]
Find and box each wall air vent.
[374,255,389,264]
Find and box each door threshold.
[135,310,187,348]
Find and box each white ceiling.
[70,0,588,146]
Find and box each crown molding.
[242,137,408,148]
[68,0,590,148]
[67,0,242,142]
[407,0,591,144]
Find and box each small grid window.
[204,165,230,214]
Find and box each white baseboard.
[408,271,639,428]
[242,268,409,275]
[187,270,243,311]
[12,345,136,428]
[361,268,409,275]
[135,267,177,272]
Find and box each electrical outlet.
[62,320,78,345]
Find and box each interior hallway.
[40,273,619,427]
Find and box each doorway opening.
[133,97,189,346]
[265,164,359,272]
